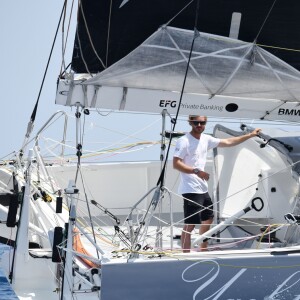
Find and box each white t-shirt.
[173,133,220,194]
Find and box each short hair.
[188,115,207,121]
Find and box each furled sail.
[56,26,300,122]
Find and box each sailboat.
[1,0,300,299]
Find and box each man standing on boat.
[173,115,261,252]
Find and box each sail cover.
[56,26,300,122]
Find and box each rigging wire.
[106,0,113,67]
[60,0,67,73]
[257,43,300,53]
[72,108,102,259]
[78,168,100,260]
[79,0,106,70]
[254,0,278,43]
[60,0,75,75]
[21,0,67,153]
[76,25,92,76]
[165,0,195,26]
[157,0,201,188]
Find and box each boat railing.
[126,185,177,256]
[19,111,68,164]
[33,111,68,159]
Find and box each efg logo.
[159,100,177,108]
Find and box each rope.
[79,0,106,70]
[106,0,113,67]
[76,24,92,76]
[254,0,278,42]
[78,168,100,259]
[112,226,299,261]
[257,43,300,53]
[165,0,195,26]
[60,0,75,75]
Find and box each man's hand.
[198,171,210,181]
[250,128,261,137]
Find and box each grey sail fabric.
[85,26,300,102]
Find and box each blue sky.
[0,2,77,158]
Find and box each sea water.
[0,270,18,300]
[0,245,18,300]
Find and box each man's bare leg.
[199,218,213,251]
[181,224,195,253]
